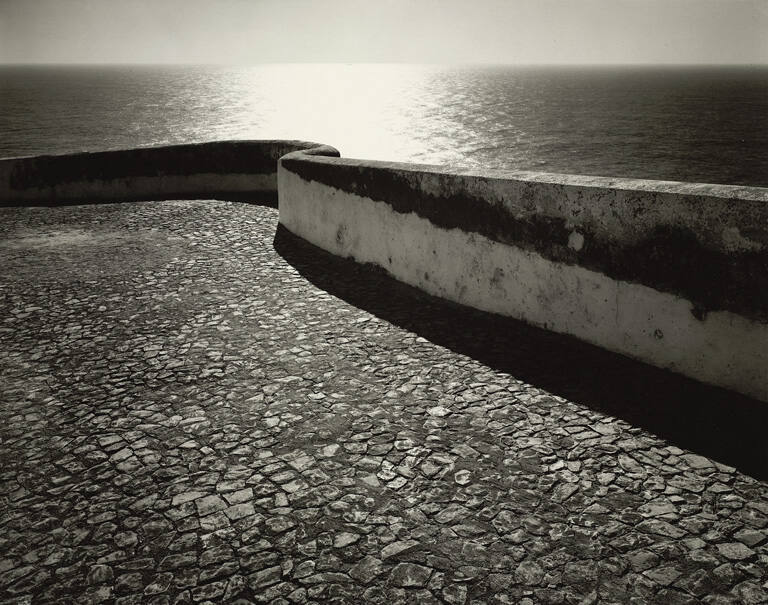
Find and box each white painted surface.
[2,139,765,401]
[279,152,768,258]
[279,167,768,402]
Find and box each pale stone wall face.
[2,139,766,401]
[0,140,325,205]
[278,148,768,402]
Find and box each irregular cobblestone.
[1,200,767,603]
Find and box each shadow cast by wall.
[274,224,768,480]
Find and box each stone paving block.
[0,200,767,603]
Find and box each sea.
[1,64,767,187]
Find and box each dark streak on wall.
[281,156,768,322]
[1,140,334,207]
[12,142,248,188]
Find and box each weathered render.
[278,147,768,402]
[0,140,328,205]
[1,139,766,401]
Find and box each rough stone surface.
[1,199,767,604]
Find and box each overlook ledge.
[2,139,766,402]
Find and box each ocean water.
[1,64,766,187]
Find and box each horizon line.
[2,61,768,67]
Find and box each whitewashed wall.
[279,149,768,402]
[0,140,326,205]
[3,139,765,401]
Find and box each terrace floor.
[1,199,767,605]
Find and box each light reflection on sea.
[1,63,766,186]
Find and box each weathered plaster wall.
[0,140,328,205]
[278,148,768,402]
[2,139,765,401]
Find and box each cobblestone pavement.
[1,199,768,605]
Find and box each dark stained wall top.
[281,151,768,322]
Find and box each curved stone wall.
[278,147,768,402]
[0,140,334,205]
[1,139,766,401]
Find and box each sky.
[0,0,766,65]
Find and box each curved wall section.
[0,140,332,206]
[278,149,768,402]
[1,139,765,401]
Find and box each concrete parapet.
[1,139,765,401]
[0,140,331,205]
[278,147,768,402]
